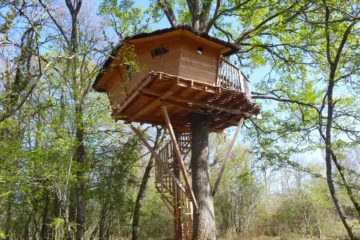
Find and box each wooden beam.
[161,105,199,212]
[112,75,153,116]
[140,92,205,115]
[128,85,178,121]
[212,118,244,196]
[129,124,187,193]
[142,88,244,115]
[160,195,175,217]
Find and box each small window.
[151,47,169,58]
[197,47,204,55]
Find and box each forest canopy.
[0,0,359,240]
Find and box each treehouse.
[94,26,261,240]
[93,26,260,133]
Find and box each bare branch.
[157,0,177,27]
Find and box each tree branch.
[157,0,177,27]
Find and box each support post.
[212,118,244,196]
[173,155,183,240]
[161,104,199,212]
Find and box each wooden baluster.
[240,70,245,93]
[233,66,235,89]
[226,64,228,88]
[234,66,236,89]
[221,59,224,86]
[229,65,232,88]
[232,66,234,89]
[237,68,239,89]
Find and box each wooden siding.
[178,36,220,85]
[105,35,182,105]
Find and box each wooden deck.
[113,71,260,132]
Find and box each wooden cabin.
[93,26,260,132]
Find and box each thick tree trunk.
[132,127,162,240]
[189,112,216,240]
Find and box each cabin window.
[197,47,204,55]
[151,47,168,58]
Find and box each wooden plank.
[212,118,244,196]
[112,75,154,116]
[140,93,205,115]
[160,195,175,217]
[161,105,199,212]
[128,84,178,121]
[142,88,244,115]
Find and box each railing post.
[216,57,221,86]
[239,70,245,93]
[217,57,252,94]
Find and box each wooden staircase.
[154,133,193,240]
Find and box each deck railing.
[216,58,251,98]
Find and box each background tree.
[0,0,359,239]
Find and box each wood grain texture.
[110,72,259,133]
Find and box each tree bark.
[321,6,357,238]
[5,196,12,240]
[132,127,162,240]
[331,151,360,218]
[99,206,107,240]
[41,188,50,240]
[189,112,216,240]
[75,111,86,240]
[64,1,85,239]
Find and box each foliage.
[0,0,359,239]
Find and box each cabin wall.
[105,35,182,108]
[178,36,220,85]
[104,33,223,111]
[105,65,129,110]
[134,35,182,81]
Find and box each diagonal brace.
[129,124,187,194]
[161,104,199,213]
[212,118,244,196]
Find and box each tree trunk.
[5,196,12,240]
[331,151,360,218]
[41,189,50,240]
[325,150,357,240]
[323,54,357,240]
[64,1,85,239]
[99,206,107,240]
[132,127,162,240]
[321,9,357,238]
[173,154,183,240]
[75,107,86,240]
[189,112,216,240]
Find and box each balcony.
[216,58,251,98]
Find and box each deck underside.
[112,72,260,132]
